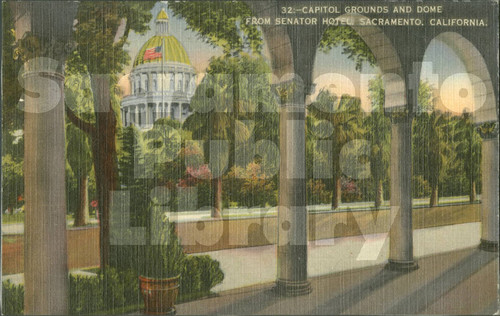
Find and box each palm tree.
[184,94,248,217]
[414,111,453,207]
[366,76,391,209]
[455,112,482,202]
[184,55,274,217]
[182,68,240,218]
[308,90,364,209]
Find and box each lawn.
[2,213,98,225]
[1,213,25,224]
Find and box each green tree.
[455,113,482,202]
[1,154,23,213]
[168,1,263,56]
[1,2,23,132]
[116,125,152,246]
[65,1,155,268]
[366,76,391,209]
[319,26,376,70]
[65,58,95,226]
[429,113,454,206]
[308,90,364,209]
[413,111,454,207]
[412,81,454,207]
[2,3,25,213]
[184,54,275,217]
[66,124,93,226]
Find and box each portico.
[247,0,499,295]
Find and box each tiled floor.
[175,246,498,315]
[199,222,482,292]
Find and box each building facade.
[121,8,196,129]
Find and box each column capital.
[15,33,75,73]
[273,77,305,106]
[477,122,499,139]
[387,108,412,123]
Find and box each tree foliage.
[168,1,262,56]
[318,26,376,70]
[366,76,391,207]
[308,90,364,208]
[67,1,156,268]
[1,2,23,132]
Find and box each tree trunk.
[90,75,118,270]
[430,185,438,207]
[212,177,222,218]
[375,180,384,209]
[74,175,89,226]
[331,175,341,209]
[470,180,476,203]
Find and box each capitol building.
[121,8,196,129]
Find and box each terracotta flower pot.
[139,275,180,315]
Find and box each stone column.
[478,123,499,252]
[167,102,171,118]
[177,103,182,121]
[12,2,77,314]
[22,48,69,316]
[135,106,139,126]
[155,103,159,120]
[387,112,417,271]
[275,79,311,296]
[146,103,151,126]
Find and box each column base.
[274,279,312,296]
[479,239,498,252]
[385,259,419,272]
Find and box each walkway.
[176,246,498,315]
[200,222,483,292]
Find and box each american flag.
[144,46,162,60]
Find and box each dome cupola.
[132,8,192,67]
[156,8,169,35]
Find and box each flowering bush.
[307,179,331,204]
[224,162,277,208]
[341,177,362,202]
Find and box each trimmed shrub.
[69,274,103,314]
[69,267,140,315]
[192,255,224,292]
[180,256,201,295]
[2,280,24,315]
[179,255,224,297]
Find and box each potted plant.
[140,209,186,315]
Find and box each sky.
[119,1,477,114]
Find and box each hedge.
[2,255,224,315]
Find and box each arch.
[430,32,497,124]
[313,13,406,110]
[246,3,294,79]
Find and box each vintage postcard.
[1,0,499,315]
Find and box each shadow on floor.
[207,286,280,315]
[310,267,404,315]
[384,249,497,314]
